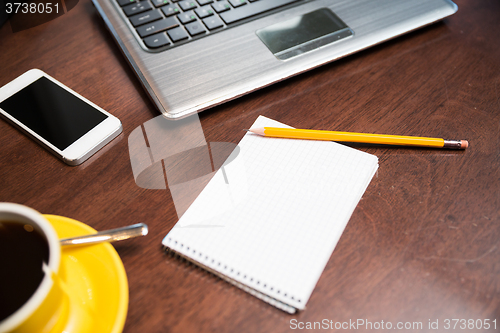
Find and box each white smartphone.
[0,69,122,165]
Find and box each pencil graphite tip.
[247,128,265,136]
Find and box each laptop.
[92,0,457,119]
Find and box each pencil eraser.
[461,140,469,149]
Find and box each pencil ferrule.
[443,140,462,149]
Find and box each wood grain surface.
[1,0,499,332]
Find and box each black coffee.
[0,221,50,321]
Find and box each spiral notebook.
[162,116,379,313]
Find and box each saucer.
[44,215,128,333]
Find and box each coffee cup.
[0,203,90,333]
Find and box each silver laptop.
[92,0,457,119]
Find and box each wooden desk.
[1,0,499,331]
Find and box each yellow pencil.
[248,127,468,149]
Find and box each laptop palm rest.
[256,8,354,61]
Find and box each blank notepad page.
[163,116,379,311]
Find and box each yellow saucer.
[44,215,128,333]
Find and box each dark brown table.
[1,0,499,331]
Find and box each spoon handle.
[60,223,148,246]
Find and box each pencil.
[248,127,468,149]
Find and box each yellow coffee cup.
[0,203,91,333]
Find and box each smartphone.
[0,69,122,165]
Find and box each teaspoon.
[60,223,148,246]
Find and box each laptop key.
[178,10,197,24]
[167,26,189,42]
[151,0,170,7]
[195,5,214,18]
[143,32,170,48]
[220,0,299,24]
[185,21,206,36]
[118,0,138,7]
[212,1,230,13]
[161,4,180,16]
[123,1,152,16]
[228,0,245,8]
[136,17,179,37]
[197,0,212,4]
[202,15,223,30]
[179,0,197,11]
[130,10,162,27]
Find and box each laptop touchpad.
[256,8,353,61]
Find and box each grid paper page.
[163,116,379,311]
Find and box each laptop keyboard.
[117,0,302,50]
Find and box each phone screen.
[0,77,108,150]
